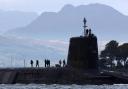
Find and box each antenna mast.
[83,18,87,36]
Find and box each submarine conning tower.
[67,18,98,70]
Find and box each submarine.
[0,18,128,84]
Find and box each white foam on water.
[0,84,128,89]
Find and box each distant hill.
[0,10,38,33]
[5,4,128,41]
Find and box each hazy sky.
[0,0,128,15]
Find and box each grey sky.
[0,0,128,15]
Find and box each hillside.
[5,4,128,41]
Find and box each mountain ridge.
[0,10,38,33]
[5,4,128,41]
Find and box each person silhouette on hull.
[59,60,62,67]
[63,59,66,67]
[48,60,50,67]
[45,59,47,67]
[36,60,39,67]
[30,60,33,67]
[47,60,50,67]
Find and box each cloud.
[29,39,69,53]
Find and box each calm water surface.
[0,84,128,89]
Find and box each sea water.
[0,84,128,89]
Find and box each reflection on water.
[0,84,128,89]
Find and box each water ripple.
[0,84,128,89]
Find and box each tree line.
[99,40,128,69]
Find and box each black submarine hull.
[0,67,127,84]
